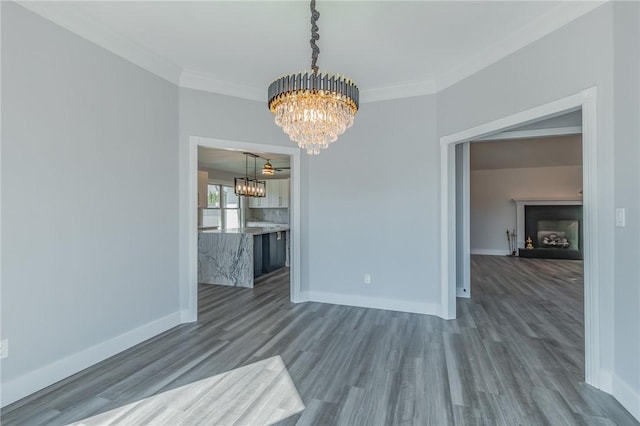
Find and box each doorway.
[185,136,302,323]
[439,87,603,389]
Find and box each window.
[202,184,241,229]
[207,185,220,208]
[223,186,240,229]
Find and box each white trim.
[359,79,438,103]
[461,143,471,298]
[441,106,582,146]
[600,370,613,394]
[308,291,441,316]
[1,311,181,407]
[470,249,510,256]
[476,126,583,141]
[513,198,583,249]
[16,2,181,85]
[185,137,302,321]
[0,0,4,409]
[180,69,263,102]
[580,88,600,388]
[440,143,457,320]
[440,87,602,389]
[456,288,470,298]
[16,1,607,103]
[612,374,640,421]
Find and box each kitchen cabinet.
[262,231,287,273]
[197,171,208,208]
[253,235,264,278]
[249,179,289,208]
[248,194,265,208]
[269,179,289,207]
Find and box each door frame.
[439,87,601,388]
[185,136,302,321]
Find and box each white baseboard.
[599,370,613,393]
[470,249,510,256]
[456,288,470,298]
[613,374,640,421]
[307,291,441,317]
[291,291,309,304]
[179,308,196,323]
[1,311,181,408]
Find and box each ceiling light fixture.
[268,0,359,155]
[262,160,276,176]
[235,153,266,198]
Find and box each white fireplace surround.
[513,197,583,249]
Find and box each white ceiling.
[198,147,291,179]
[22,1,605,102]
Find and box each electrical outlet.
[364,273,371,284]
[0,339,8,360]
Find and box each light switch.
[615,208,626,227]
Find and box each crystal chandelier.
[234,153,266,198]
[268,0,359,155]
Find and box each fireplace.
[513,198,583,260]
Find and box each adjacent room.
[2,1,639,425]
[196,146,292,317]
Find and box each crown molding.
[179,69,264,102]
[17,0,608,103]
[16,1,181,85]
[435,0,609,92]
[359,79,438,103]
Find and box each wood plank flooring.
[2,258,638,425]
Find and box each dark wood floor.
[2,258,638,425]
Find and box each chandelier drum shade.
[234,153,266,198]
[268,0,359,155]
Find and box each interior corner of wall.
[599,369,614,393]
[612,373,640,422]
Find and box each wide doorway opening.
[440,87,602,389]
[460,110,586,383]
[186,137,302,322]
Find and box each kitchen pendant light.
[267,0,359,155]
[234,153,266,198]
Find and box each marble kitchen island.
[198,226,289,288]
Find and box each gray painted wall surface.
[470,166,583,252]
[180,90,440,307]
[1,2,179,384]
[305,95,439,304]
[613,1,640,400]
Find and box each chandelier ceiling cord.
[268,0,359,155]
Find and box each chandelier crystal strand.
[268,1,358,155]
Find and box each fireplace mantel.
[512,197,583,249]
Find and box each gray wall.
[613,1,640,403]
[305,95,439,306]
[438,1,638,406]
[180,89,440,309]
[1,1,179,394]
[470,166,583,253]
